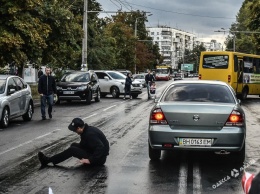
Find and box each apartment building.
[146,26,196,69]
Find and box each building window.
[157,32,159,35]
[151,32,154,35]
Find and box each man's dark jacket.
[80,124,109,165]
[145,73,155,84]
[38,75,57,95]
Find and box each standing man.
[38,67,57,120]
[145,70,155,99]
[38,118,110,167]
[123,72,132,100]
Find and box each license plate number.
[179,138,212,146]
[63,91,74,94]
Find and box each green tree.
[225,0,257,54]
[0,0,51,74]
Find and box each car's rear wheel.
[95,89,101,102]
[132,94,138,99]
[111,86,120,98]
[1,107,10,128]
[22,102,33,121]
[232,143,245,163]
[241,87,248,100]
[86,91,92,105]
[149,142,161,160]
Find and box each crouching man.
[38,118,109,167]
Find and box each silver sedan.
[148,80,246,162]
[0,75,34,128]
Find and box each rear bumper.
[149,125,246,151]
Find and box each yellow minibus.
[199,51,260,99]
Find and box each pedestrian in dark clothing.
[145,70,155,99]
[38,67,57,120]
[38,118,109,167]
[38,68,43,79]
[123,73,132,100]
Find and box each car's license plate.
[179,138,212,146]
[63,91,74,94]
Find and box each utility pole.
[82,0,88,71]
[214,30,260,52]
[134,14,152,74]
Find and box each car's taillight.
[150,108,168,124]
[199,74,201,79]
[225,110,244,126]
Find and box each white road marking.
[178,156,188,194]
[0,129,61,156]
[193,161,202,194]
[103,105,116,111]
[83,113,97,120]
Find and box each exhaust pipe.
[215,150,230,155]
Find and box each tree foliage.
[0,0,160,75]
[225,0,260,54]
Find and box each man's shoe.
[38,152,49,167]
[49,114,52,119]
[42,117,46,120]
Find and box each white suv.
[94,70,142,98]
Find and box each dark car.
[56,71,100,104]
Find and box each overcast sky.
[95,0,244,44]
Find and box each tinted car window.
[203,55,229,69]
[61,72,90,82]
[95,72,108,79]
[0,80,6,94]
[107,72,125,79]
[163,84,235,103]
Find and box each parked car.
[148,80,246,162]
[0,75,34,128]
[116,69,132,76]
[94,70,142,99]
[56,70,100,104]
[133,74,147,88]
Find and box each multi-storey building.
[201,39,223,51]
[147,26,196,69]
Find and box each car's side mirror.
[104,76,109,81]
[8,88,16,95]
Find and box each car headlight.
[56,86,62,90]
[78,86,88,91]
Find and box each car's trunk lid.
[159,102,235,130]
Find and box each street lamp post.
[134,14,152,74]
[214,30,260,52]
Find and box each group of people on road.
[123,69,156,100]
[37,68,156,169]
[37,67,110,168]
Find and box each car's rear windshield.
[107,72,126,79]
[162,83,235,103]
[0,80,6,94]
[61,72,90,82]
[202,55,229,69]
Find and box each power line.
[120,2,236,19]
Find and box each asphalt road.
[0,79,260,194]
